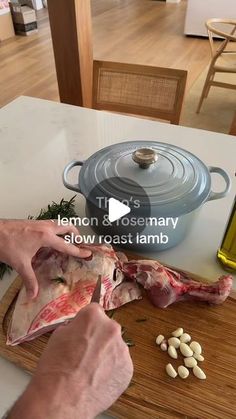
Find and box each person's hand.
[8,304,133,419]
[0,219,91,299]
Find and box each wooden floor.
[0,0,211,109]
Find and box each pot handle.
[208,166,231,201]
[62,160,84,193]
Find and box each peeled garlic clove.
[184,357,197,368]
[194,353,204,362]
[178,365,189,379]
[193,365,206,380]
[168,337,180,349]
[180,333,191,343]
[190,341,202,355]
[172,328,183,338]
[156,335,165,345]
[168,345,178,359]
[160,340,168,351]
[180,343,193,357]
[166,363,178,378]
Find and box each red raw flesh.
[123,260,233,308]
[7,246,233,346]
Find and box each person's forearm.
[7,382,50,419]
[7,375,93,419]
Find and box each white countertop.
[0,96,235,416]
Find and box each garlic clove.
[172,328,184,338]
[160,340,168,351]
[180,333,191,343]
[178,365,189,379]
[184,357,197,368]
[190,341,202,355]
[194,353,204,362]
[168,337,180,349]
[180,343,193,357]
[156,335,165,345]
[166,363,178,378]
[193,365,206,380]
[168,345,178,359]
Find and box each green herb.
[0,263,12,279]
[106,310,115,319]
[0,196,78,280]
[29,196,77,220]
[52,277,67,285]
[125,338,135,347]
[135,318,148,323]
[121,326,126,336]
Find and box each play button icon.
[108,198,131,223]
[86,176,151,250]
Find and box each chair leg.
[196,66,214,114]
[205,71,215,98]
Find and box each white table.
[0,96,235,417]
[184,0,236,37]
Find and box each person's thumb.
[19,262,39,300]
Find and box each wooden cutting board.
[0,258,236,419]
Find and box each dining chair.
[197,18,236,113]
[93,60,187,125]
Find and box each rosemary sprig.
[29,196,77,220]
[105,317,135,347]
[0,196,78,280]
[106,310,115,319]
[135,318,148,323]
[121,326,126,336]
[52,277,67,285]
[125,338,135,347]
[121,327,135,347]
[0,263,12,279]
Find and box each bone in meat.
[123,259,233,308]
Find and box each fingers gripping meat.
[7,245,141,346]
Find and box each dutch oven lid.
[80,141,211,216]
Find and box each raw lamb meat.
[123,259,233,308]
[7,245,141,346]
[7,245,233,346]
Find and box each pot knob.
[132,148,158,169]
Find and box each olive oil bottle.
[217,196,236,270]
